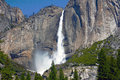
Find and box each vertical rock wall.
[63,0,120,55]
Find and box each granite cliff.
[63,0,120,55]
[0,0,24,33]
[0,0,120,69]
[0,4,63,67]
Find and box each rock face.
[64,66,97,80]
[0,5,63,68]
[63,0,120,55]
[0,0,24,33]
[0,0,120,69]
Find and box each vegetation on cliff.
[97,49,120,80]
[66,35,120,80]
[67,41,103,65]
[1,34,120,80]
[47,61,79,80]
[0,49,44,80]
[0,50,26,80]
[67,35,118,66]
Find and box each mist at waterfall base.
[34,11,66,75]
[34,50,52,74]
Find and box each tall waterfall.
[35,10,66,75]
[53,10,66,64]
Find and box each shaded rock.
[63,0,120,56]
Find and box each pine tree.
[20,72,25,80]
[64,77,68,80]
[109,56,117,80]
[34,73,39,80]
[73,68,78,80]
[59,68,64,80]
[15,75,19,80]
[117,49,120,80]
[34,72,43,80]
[1,57,13,80]
[117,49,120,70]
[48,61,57,80]
[97,49,108,80]
[1,68,13,80]
[26,72,31,80]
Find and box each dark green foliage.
[109,56,118,80]
[67,38,116,66]
[97,49,108,80]
[0,51,8,64]
[26,72,31,80]
[48,62,68,80]
[97,49,120,80]
[0,50,26,80]
[0,50,25,72]
[0,50,25,80]
[20,72,25,80]
[1,68,13,80]
[15,75,19,80]
[48,61,57,80]
[34,72,39,80]
[73,68,78,80]
[4,57,12,69]
[64,77,68,80]
[117,71,120,80]
[1,57,14,80]
[59,69,64,80]
[117,49,120,69]
[67,41,103,65]
[34,72,43,80]
[117,49,120,80]
[67,52,97,65]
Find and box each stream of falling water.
[35,10,66,75]
[53,10,66,64]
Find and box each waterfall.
[35,10,65,75]
[34,50,52,75]
[53,10,66,64]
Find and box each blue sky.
[5,0,69,16]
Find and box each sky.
[5,0,69,16]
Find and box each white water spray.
[34,50,52,74]
[53,10,66,64]
[34,10,66,75]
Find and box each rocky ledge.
[43,65,97,80]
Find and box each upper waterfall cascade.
[53,10,66,64]
[35,10,66,75]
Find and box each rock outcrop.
[0,0,24,33]
[43,65,97,80]
[63,0,120,55]
[64,66,97,80]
